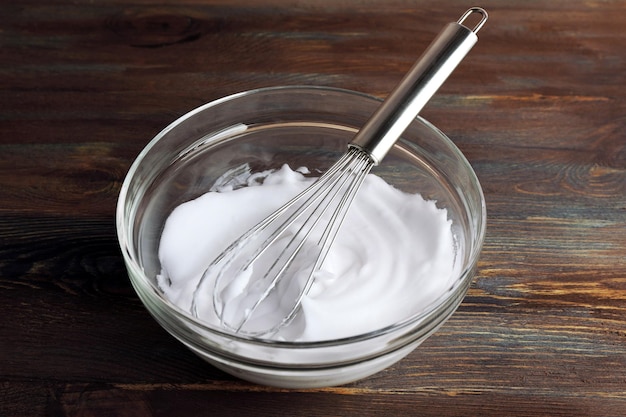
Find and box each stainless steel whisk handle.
[349,7,488,165]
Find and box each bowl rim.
[116,85,487,347]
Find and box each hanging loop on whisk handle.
[350,7,488,165]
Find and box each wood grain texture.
[1,0,625,416]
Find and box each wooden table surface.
[1,1,625,416]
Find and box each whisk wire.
[195,148,373,333]
[282,149,374,326]
[229,148,374,332]
[202,152,353,319]
[312,149,374,269]
[237,149,374,333]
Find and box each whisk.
[191,7,488,336]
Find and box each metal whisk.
[192,8,488,336]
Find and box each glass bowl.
[116,86,486,388]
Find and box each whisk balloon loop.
[191,8,488,337]
[192,148,374,334]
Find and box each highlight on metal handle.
[458,7,488,34]
[349,8,487,164]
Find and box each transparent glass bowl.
[116,86,486,388]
